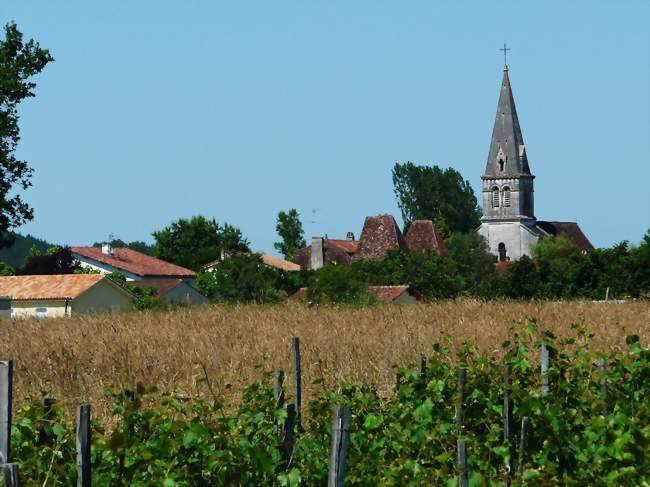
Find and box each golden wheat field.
[1,300,649,421]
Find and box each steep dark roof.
[353,215,405,261]
[536,221,594,251]
[484,66,531,178]
[404,220,448,256]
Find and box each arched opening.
[498,242,507,262]
[492,187,500,208]
[502,186,511,207]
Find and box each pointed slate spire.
[484,65,531,177]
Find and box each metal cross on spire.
[499,43,511,66]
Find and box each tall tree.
[0,23,53,248]
[274,209,306,260]
[18,246,80,275]
[152,216,249,270]
[392,162,481,235]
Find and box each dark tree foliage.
[0,232,52,267]
[306,264,371,304]
[0,23,53,248]
[274,209,306,260]
[152,216,250,271]
[445,232,495,294]
[17,246,80,275]
[196,253,302,304]
[392,162,481,235]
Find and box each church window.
[498,158,505,171]
[492,187,500,207]
[503,186,511,207]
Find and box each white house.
[0,274,134,318]
[71,245,196,284]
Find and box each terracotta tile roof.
[128,279,183,297]
[260,253,301,272]
[71,247,195,278]
[369,285,413,302]
[404,220,448,256]
[326,240,359,254]
[536,221,594,251]
[354,215,405,261]
[0,274,111,300]
[289,285,417,303]
[495,261,512,274]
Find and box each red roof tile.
[0,274,119,300]
[71,247,195,278]
[326,240,359,254]
[260,253,301,272]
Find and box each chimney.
[311,237,324,270]
[101,243,113,256]
[346,232,355,241]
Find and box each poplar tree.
[0,22,53,248]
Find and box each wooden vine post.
[518,416,530,481]
[281,404,296,467]
[291,337,302,429]
[541,341,549,396]
[76,404,92,487]
[328,405,350,487]
[599,359,608,415]
[457,439,468,487]
[455,367,467,430]
[0,360,13,465]
[2,463,19,487]
[503,365,514,487]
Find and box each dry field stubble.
[1,299,648,421]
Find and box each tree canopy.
[0,23,53,248]
[392,162,481,236]
[152,216,250,271]
[274,209,306,260]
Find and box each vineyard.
[0,310,648,485]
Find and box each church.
[477,61,593,261]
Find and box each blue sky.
[4,1,649,253]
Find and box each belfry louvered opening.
[503,186,511,207]
[492,187,500,208]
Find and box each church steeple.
[484,65,531,177]
[481,63,535,222]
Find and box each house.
[202,252,301,273]
[289,285,420,304]
[294,216,447,270]
[129,279,209,305]
[71,245,196,283]
[477,62,593,261]
[0,274,134,318]
[293,233,359,270]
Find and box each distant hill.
[0,233,55,268]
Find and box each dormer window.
[492,187,500,208]
[503,186,511,207]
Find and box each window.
[36,307,48,318]
[498,158,505,172]
[498,243,507,262]
[503,186,511,207]
[492,187,500,208]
